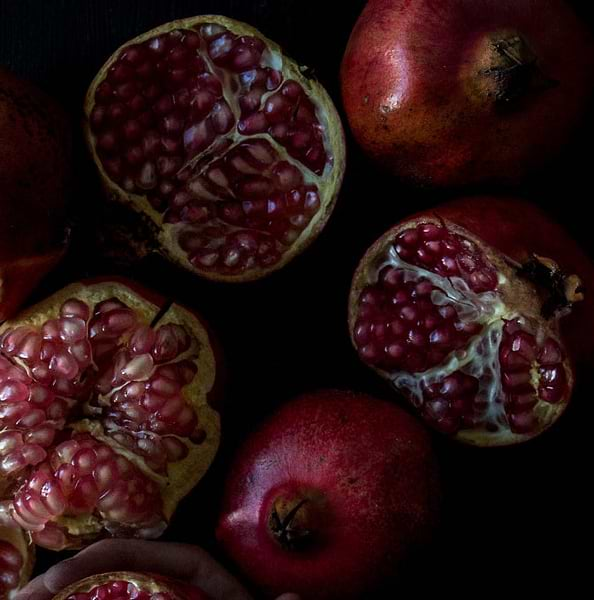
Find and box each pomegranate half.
[341,0,594,187]
[52,572,209,600]
[0,68,71,320]
[217,390,440,600]
[0,525,33,599]
[349,197,594,446]
[0,279,221,550]
[84,15,345,281]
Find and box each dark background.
[1,0,592,596]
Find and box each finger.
[41,540,252,600]
[14,572,55,600]
[275,595,301,600]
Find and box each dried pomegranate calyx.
[350,216,574,446]
[85,15,345,282]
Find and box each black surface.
[1,0,592,597]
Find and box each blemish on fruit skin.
[363,95,369,104]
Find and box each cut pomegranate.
[0,280,221,550]
[341,0,594,187]
[84,16,344,281]
[0,69,70,320]
[217,390,439,600]
[349,198,594,446]
[0,525,33,599]
[52,572,209,600]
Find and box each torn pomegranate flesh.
[0,295,205,548]
[353,222,570,436]
[0,539,23,595]
[90,23,329,274]
[65,580,174,600]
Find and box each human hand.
[14,539,300,600]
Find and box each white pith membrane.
[0,282,220,549]
[0,526,32,599]
[56,573,180,600]
[84,15,345,281]
[350,219,573,446]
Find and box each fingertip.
[275,594,302,600]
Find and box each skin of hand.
[14,539,300,600]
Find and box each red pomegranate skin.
[217,390,440,600]
[428,197,594,365]
[0,68,70,319]
[341,0,594,187]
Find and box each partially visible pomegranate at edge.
[217,390,440,600]
[0,525,34,599]
[0,278,221,551]
[349,197,594,446]
[84,15,345,282]
[341,0,594,187]
[0,68,71,320]
[51,571,210,600]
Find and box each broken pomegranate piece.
[349,198,594,446]
[85,16,344,281]
[0,280,221,549]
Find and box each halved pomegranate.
[0,525,33,599]
[0,279,221,550]
[52,572,209,600]
[84,16,345,281]
[348,197,594,446]
[217,390,439,600]
[0,68,71,320]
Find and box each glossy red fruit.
[0,279,221,550]
[217,390,440,600]
[349,197,594,446]
[0,69,71,320]
[341,0,594,187]
[52,572,210,600]
[84,16,345,282]
[0,526,34,599]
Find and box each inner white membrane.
[378,245,519,430]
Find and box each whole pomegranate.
[349,197,594,446]
[341,0,594,187]
[52,572,209,600]
[0,526,33,599]
[0,69,71,320]
[84,15,345,282]
[0,279,221,551]
[217,390,440,600]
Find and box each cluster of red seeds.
[67,580,174,600]
[90,23,329,275]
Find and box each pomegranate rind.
[0,280,221,543]
[0,68,71,321]
[0,525,34,598]
[348,203,579,447]
[51,572,209,600]
[83,15,345,282]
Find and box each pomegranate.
[0,279,221,550]
[0,68,71,320]
[217,390,440,600]
[51,572,209,600]
[0,525,33,599]
[341,0,594,187]
[349,197,594,446]
[84,15,345,281]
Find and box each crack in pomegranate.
[352,220,572,441]
[88,22,336,277]
[0,288,213,549]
